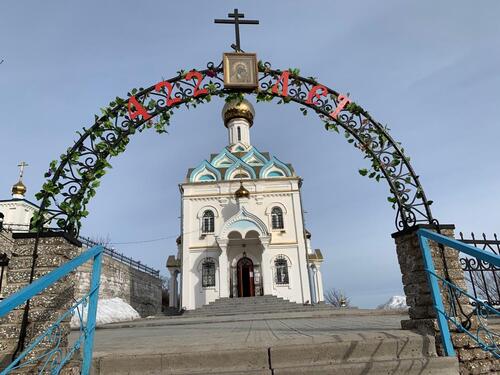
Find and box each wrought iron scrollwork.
[32,60,433,237]
[15,60,437,362]
[459,232,500,306]
[4,293,93,373]
[436,271,500,359]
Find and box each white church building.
[167,99,325,311]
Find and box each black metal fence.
[78,236,160,278]
[458,232,500,307]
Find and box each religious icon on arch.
[223,52,258,90]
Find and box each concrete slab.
[86,311,409,357]
[80,309,459,374]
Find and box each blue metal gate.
[417,229,500,358]
[0,245,103,374]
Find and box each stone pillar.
[315,266,325,303]
[260,238,272,295]
[0,232,81,373]
[0,231,14,300]
[168,271,177,308]
[308,266,317,304]
[393,224,498,374]
[218,241,230,298]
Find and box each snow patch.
[377,295,408,310]
[70,297,140,329]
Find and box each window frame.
[201,258,216,288]
[274,255,289,285]
[201,210,215,234]
[271,206,284,230]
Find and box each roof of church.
[0,198,39,208]
[308,249,324,261]
[186,145,296,183]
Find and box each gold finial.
[235,181,250,199]
[12,161,28,197]
[222,98,255,127]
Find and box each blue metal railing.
[417,229,500,358]
[0,245,103,374]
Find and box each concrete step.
[185,306,330,315]
[272,357,459,375]
[92,334,459,374]
[182,295,333,318]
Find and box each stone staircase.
[92,298,459,374]
[182,295,333,317]
[93,332,458,374]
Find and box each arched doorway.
[237,257,255,297]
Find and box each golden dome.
[222,98,255,127]
[12,180,26,196]
[234,182,250,199]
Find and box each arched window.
[202,258,216,287]
[271,207,284,230]
[202,210,215,233]
[237,126,242,142]
[274,255,289,285]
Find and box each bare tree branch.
[324,288,350,307]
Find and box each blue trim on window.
[268,171,284,177]
[259,156,292,178]
[189,160,221,182]
[211,148,240,168]
[225,160,257,180]
[199,174,216,181]
[241,147,268,166]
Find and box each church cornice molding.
[268,242,299,247]
[189,245,220,251]
[0,201,38,211]
[181,176,301,188]
[183,189,297,200]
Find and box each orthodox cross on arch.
[214,8,259,52]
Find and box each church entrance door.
[237,257,255,297]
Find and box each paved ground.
[85,310,463,374]
[86,309,410,357]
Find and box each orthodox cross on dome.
[17,161,28,181]
[214,8,259,52]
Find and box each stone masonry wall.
[74,252,162,317]
[393,224,499,374]
[0,233,81,374]
[0,230,14,299]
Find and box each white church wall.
[267,247,307,303]
[182,178,303,248]
[0,200,36,231]
[189,249,221,308]
[179,157,316,309]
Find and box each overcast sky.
[1,1,499,307]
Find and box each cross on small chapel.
[214,9,259,52]
[17,161,28,180]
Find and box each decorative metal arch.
[14,60,438,357]
[33,60,434,237]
